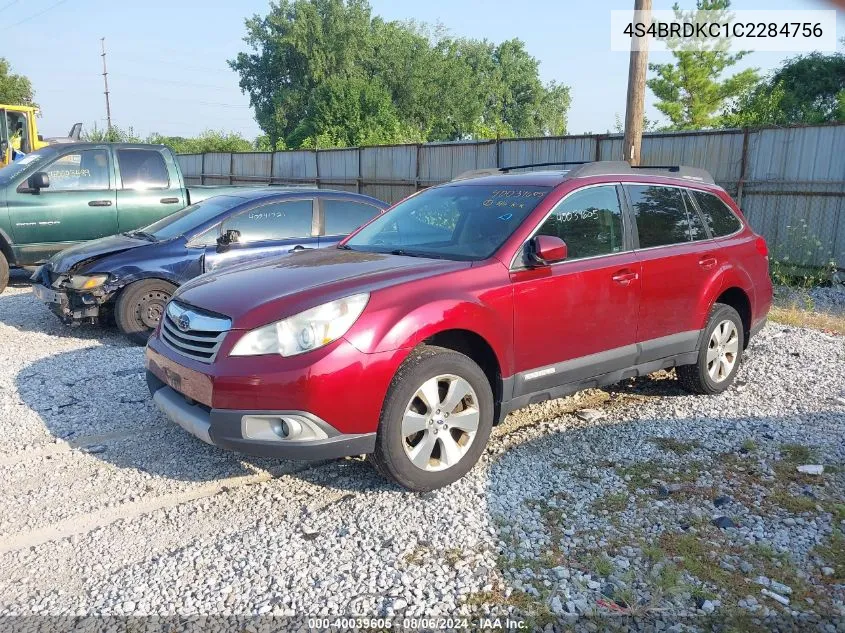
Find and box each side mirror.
[26,172,50,192]
[216,228,241,252]
[528,235,568,267]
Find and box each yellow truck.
[0,105,82,168]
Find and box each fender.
[694,261,753,330]
[0,227,16,265]
[345,279,515,378]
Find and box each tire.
[369,345,494,492]
[114,279,177,345]
[677,303,745,395]
[0,251,8,294]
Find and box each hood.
[46,234,148,273]
[175,248,470,327]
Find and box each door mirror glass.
[27,171,50,191]
[216,229,241,252]
[529,235,568,266]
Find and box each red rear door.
[625,184,714,356]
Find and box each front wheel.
[114,279,177,345]
[677,303,744,395]
[370,346,494,492]
[0,251,8,294]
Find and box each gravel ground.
[1,271,844,632]
[774,284,845,317]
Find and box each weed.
[594,491,629,513]
[741,438,758,452]
[651,437,701,455]
[780,443,816,463]
[813,530,845,581]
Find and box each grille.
[160,301,231,363]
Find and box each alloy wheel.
[706,319,739,383]
[401,374,480,472]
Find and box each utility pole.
[622,0,652,166]
[100,37,112,134]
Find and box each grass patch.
[769,305,845,336]
[780,443,817,463]
[617,460,705,492]
[650,437,701,455]
[741,438,758,452]
[588,553,614,577]
[642,543,665,563]
[813,530,845,581]
[594,491,629,513]
[766,488,819,515]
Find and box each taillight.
[755,236,768,258]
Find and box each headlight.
[68,274,109,290]
[230,293,369,357]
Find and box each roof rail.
[452,161,587,182]
[566,161,715,184]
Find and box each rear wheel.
[0,252,8,294]
[370,346,494,491]
[677,303,744,395]
[115,279,176,345]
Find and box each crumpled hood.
[46,234,147,273]
[175,248,470,328]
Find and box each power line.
[109,73,236,91]
[11,0,68,26]
[0,0,20,13]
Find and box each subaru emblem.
[177,314,191,332]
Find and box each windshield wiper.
[389,249,443,259]
[124,230,157,242]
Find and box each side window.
[323,199,381,235]
[626,185,693,248]
[536,185,624,260]
[45,150,111,191]
[692,190,743,237]
[221,199,313,242]
[683,190,709,241]
[117,149,169,189]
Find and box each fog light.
[241,414,329,442]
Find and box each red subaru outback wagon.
[145,161,772,491]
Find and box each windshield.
[142,195,245,241]
[345,184,551,260]
[0,147,57,185]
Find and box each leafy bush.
[769,218,837,288]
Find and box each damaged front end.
[30,263,120,324]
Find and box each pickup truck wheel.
[370,345,494,492]
[677,303,744,395]
[115,279,176,345]
[0,251,8,294]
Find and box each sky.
[3,0,844,140]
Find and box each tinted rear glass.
[692,190,743,237]
[626,185,694,248]
[323,199,381,235]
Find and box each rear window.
[691,191,743,237]
[117,149,169,189]
[323,199,381,235]
[626,185,710,248]
[144,195,243,240]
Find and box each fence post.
[357,146,362,193]
[314,148,320,188]
[415,143,421,191]
[269,150,275,185]
[736,127,750,209]
[495,137,501,168]
[200,153,206,185]
[229,152,234,186]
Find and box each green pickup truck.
[0,142,246,292]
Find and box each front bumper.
[146,370,376,459]
[30,269,110,322]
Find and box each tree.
[723,52,845,127]
[229,0,571,148]
[0,58,37,106]
[647,0,758,130]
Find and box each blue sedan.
[31,188,388,343]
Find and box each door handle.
[88,200,112,207]
[699,256,717,270]
[160,197,179,204]
[611,270,639,286]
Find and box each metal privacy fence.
[177,123,845,267]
